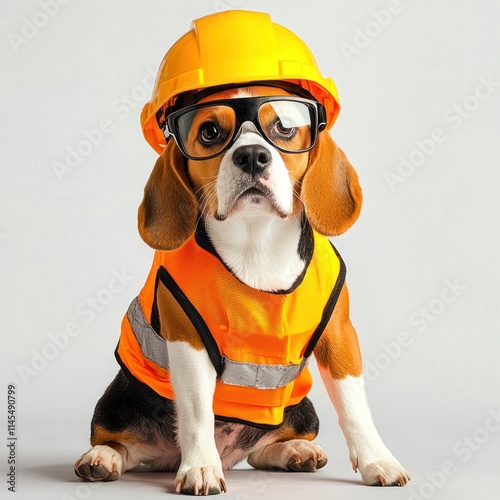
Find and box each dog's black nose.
[233,145,272,176]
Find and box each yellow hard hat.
[141,10,340,154]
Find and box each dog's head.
[138,85,362,250]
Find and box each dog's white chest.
[205,214,305,292]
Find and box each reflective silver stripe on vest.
[127,297,170,370]
[127,297,309,390]
[220,356,309,389]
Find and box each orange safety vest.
[116,223,345,429]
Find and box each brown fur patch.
[314,283,363,379]
[138,141,198,251]
[274,429,317,443]
[301,132,362,236]
[91,424,141,447]
[155,279,204,350]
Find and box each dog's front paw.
[175,465,227,496]
[356,456,410,487]
[74,445,123,482]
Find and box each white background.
[1,0,499,499]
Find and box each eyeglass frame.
[162,95,327,161]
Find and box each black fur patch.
[215,422,235,436]
[227,397,319,454]
[231,425,268,451]
[297,215,314,264]
[91,371,177,446]
[283,397,320,437]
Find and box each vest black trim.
[303,243,347,358]
[213,402,301,431]
[194,217,314,295]
[156,265,224,377]
[150,271,161,334]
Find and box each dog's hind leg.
[247,397,328,472]
[74,371,180,481]
[74,433,141,482]
[75,425,178,481]
[248,439,328,473]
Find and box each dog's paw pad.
[284,440,328,472]
[74,445,123,482]
[250,439,328,473]
[360,458,410,487]
[289,456,317,472]
[175,465,227,496]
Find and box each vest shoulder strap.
[303,242,346,358]
[157,265,224,376]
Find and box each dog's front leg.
[156,278,226,495]
[167,341,226,495]
[319,369,410,486]
[315,285,410,486]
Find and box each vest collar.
[194,216,314,295]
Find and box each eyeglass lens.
[176,100,313,158]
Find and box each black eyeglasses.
[163,96,327,160]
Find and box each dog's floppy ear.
[138,140,198,250]
[301,132,362,236]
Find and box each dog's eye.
[199,122,221,144]
[271,119,297,139]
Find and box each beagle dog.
[74,85,410,495]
